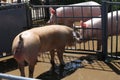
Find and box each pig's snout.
[72,31,83,43]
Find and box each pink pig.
[47,1,101,27]
[74,10,120,51]
[12,25,74,78]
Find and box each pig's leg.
[50,49,55,67]
[56,47,65,67]
[18,61,25,77]
[97,38,108,60]
[28,57,37,78]
[97,39,102,51]
[28,64,35,78]
[96,39,103,59]
[26,53,37,78]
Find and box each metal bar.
[107,1,120,5]
[65,49,98,52]
[101,0,108,61]
[31,5,101,8]
[108,55,120,59]
[110,8,113,58]
[0,73,40,80]
[90,6,95,51]
[56,16,101,18]
[115,10,119,59]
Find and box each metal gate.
[30,2,103,57]
[102,0,120,60]
[30,1,120,60]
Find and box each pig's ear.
[49,7,56,14]
[80,21,83,26]
[80,20,86,28]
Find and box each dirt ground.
[0,53,120,80]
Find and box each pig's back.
[31,25,74,52]
[31,25,73,35]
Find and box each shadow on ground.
[106,61,120,74]
[0,58,18,73]
[36,55,95,80]
[36,60,84,80]
[36,54,120,80]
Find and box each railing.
[0,73,40,80]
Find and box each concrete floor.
[0,53,120,80]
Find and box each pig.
[73,10,120,52]
[47,1,101,27]
[12,25,74,78]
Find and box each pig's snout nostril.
[79,36,83,40]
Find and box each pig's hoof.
[60,64,65,68]
[50,60,55,66]
[50,66,56,72]
[50,61,56,71]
